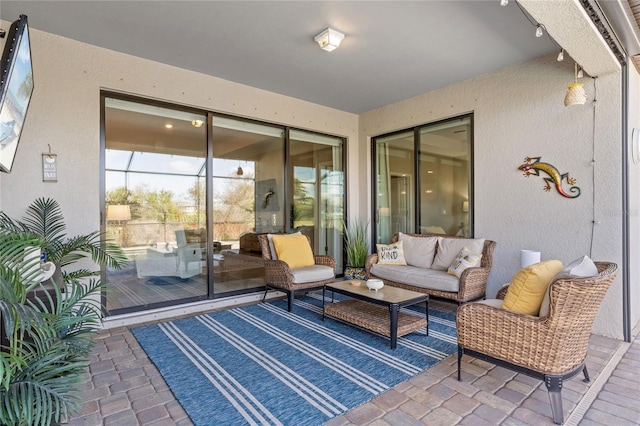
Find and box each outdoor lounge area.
[3,0,640,425]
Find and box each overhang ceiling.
[1,0,562,114]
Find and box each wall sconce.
[564,62,587,106]
[462,201,469,212]
[314,28,345,52]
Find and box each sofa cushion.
[502,260,563,316]
[272,234,314,268]
[376,241,407,265]
[447,247,482,278]
[398,233,438,269]
[291,265,334,283]
[371,264,459,293]
[431,237,485,271]
[539,255,598,317]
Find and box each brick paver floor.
[67,303,640,426]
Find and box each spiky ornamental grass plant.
[344,218,369,268]
[0,198,127,425]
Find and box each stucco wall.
[0,23,358,228]
[360,54,624,338]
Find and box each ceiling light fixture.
[535,25,544,38]
[314,28,345,52]
[564,62,587,106]
[557,49,564,61]
[236,161,244,176]
[191,119,204,128]
[500,0,509,6]
[577,66,584,78]
[165,124,173,129]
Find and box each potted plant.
[344,218,369,280]
[0,198,127,425]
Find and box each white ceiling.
[0,0,558,114]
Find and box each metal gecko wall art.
[518,156,581,198]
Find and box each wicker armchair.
[456,262,618,424]
[258,234,336,312]
[365,233,496,303]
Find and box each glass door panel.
[374,131,415,244]
[289,130,345,273]
[419,117,472,236]
[211,117,284,295]
[104,97,207,314]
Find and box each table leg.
[390,304,399,350]
[425,299,429,336]
[322,286,326,321]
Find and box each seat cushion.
[370,264,459,293]
[272,234,314,268]
[291,265,335,283]
[398,233,438,269]
[475,299,503,309]
[502,260,563,315]
[431,237,485,271]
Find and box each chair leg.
[262,286,269,302]
[582,365,590,383]
[545,375,564,425]
[457,346,463,381]
[287,290,294,312]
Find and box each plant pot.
[344,266,366,280]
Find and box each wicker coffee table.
[323,280,429,349]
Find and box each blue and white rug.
[132,293,457,426]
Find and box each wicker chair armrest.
[458,266,490,301]
[263,259,294,288]
[457,302,557,372]
[314,255,336,272]
[496,284,510,300]
[365,254,378,277]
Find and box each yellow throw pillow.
[271,234,315,269]
[447,247,482,278]
[376,241,407,265]
[502,260,563,315]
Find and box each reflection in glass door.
[104,97,208,314]
[374,130,415,244]
[372,115,472,244]
[290,130,345,273]
[211,117,284,295]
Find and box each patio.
[67,299,640,426]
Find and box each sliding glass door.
[373,115,472,244]
[103,94,346,315]
[289,130,345,273]
[104,97,208,313]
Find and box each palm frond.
[21,197,68,244]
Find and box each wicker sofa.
[365,233,496,303]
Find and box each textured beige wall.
[360,54,624,338]
[0,23,357,231]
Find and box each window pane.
[105,97,207,313]
[419,116,471,236]
[211,117,284,295]
[290,130,344,273]
[374,130,415,243]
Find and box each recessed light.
[192,120,204,128]
[165,124,173,129]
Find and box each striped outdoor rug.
[132,292,457,426]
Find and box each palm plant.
[0,198,127,425]
[0,197,128,280]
